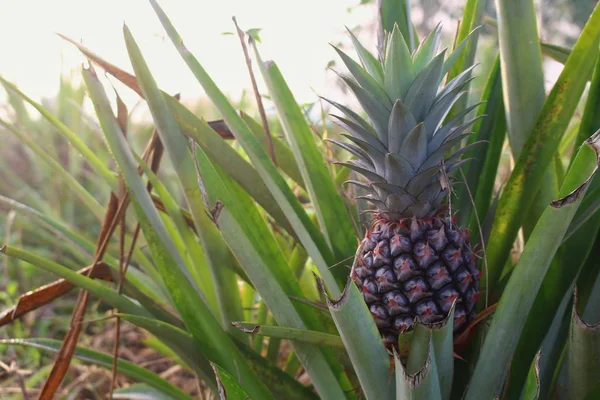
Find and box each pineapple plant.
[329,24,481,346]
[1,0,600,399]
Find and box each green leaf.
[193,145,352,399]
[334,46,392,109]
[447,0,485,82]
[494,0,545,156]
[121,314,316,400]
[0,339,192,400]
[379,0,415,52]
[172,103,294,235]
[233,337,320,400]
[431,308,455,400]
[504,50,600,399]
[148,0,344,292]
[484,16,574,65]
[383,24,414,102]
[123,25,244,335]
[395,326,442,400]
[456,57,506,232]
[465,130,600,399]
[346,27,384,83]
[232,322,344,347]
[82,63,273,400]
[317,276,394,400]
[493,0,561,244]
[568,292,600,400]
[135,156,221,319]
[62,35,295,235]
[0,195,168,308]
[255,51,358,259]
[482,3,600,293]
[413,23,442,73]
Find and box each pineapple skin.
[354,215,480,347]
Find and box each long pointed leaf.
[83,64,273,400]
[148,0,344,292]
[193,145,352,399]
[482,4,600,293]
[255,51,358,259]
[466,129,600,399]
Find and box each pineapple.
[329,24,481,347]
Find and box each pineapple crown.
[328,23,481,220]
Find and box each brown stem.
[232,16,277,166]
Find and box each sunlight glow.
[0,0,374,109]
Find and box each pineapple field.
[1,0,600,399]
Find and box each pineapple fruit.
[330,24,481,347]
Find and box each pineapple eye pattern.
[354,218,479,347]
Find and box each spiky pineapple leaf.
[443,26,481,77]
[148,0,347,292]
[404,51,446,121]
[388,99,417,153]
[82,63,274,400]
[316,275,394,400]
[59,34,295,236]
[413,23,442,73]
[399,123,427,170]
[384,24,414,102]
[193,144,352,399]
[340,74,390,144]
[505,52,600,398]
[123,24,246,336]
[346,27,384,83]
[483,2,600,294]
[395,326,442,400]
[466,128,600,399]
[334,46,392,109]
[254,51,359,260]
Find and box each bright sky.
[0,0,375,111]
